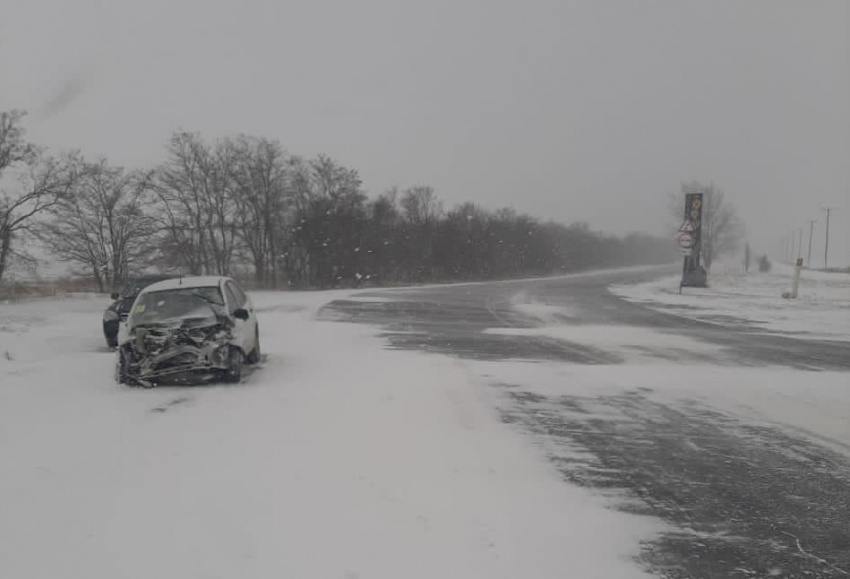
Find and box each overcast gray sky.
[2,0,848,264]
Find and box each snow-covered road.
[1,289,658,579]
[322,268,850,578]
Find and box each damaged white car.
[115,276,261,387]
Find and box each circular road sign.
[677,232,695,248]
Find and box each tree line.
[1,110,677,291]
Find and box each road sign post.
[679,192,706,290]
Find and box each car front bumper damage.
[119,324,233,387]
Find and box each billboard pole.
[679,187,706,291]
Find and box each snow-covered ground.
[0,290,660,579]
[610,265,850,342]
[4,269,849,578]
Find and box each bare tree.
[288,155,367,287]
[0,110,37,170]
[154,132,238,276]
[691,182,743,269]
[205,142,240,276]
[363,189,402,283]
[0,110,80,283]
[228,136,294,286]
[400,186,442,226]
[37,160,159,292]
[309,154,363,206]
[398,186,443,280]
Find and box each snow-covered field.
[0,290,660,579]
[610,265,850,342]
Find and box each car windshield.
[129,287,224,326]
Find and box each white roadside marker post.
[782,258,803,299]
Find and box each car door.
[229,280,258,351]
[223,280,255,353]
[115,285,139,346]
[231,281,254,316]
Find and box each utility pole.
[807,219,816,267]
[797,228,803,259]
[823,207,832,269]
[790,231,798,262]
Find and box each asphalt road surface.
[322,267,850,579]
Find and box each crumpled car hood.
[123,317,234,385]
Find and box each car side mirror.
[110,292,120,300]
[233,308,249,321]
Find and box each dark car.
[102,275,175,348]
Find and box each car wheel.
[223,347,244,384]
[246,326,261,365]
